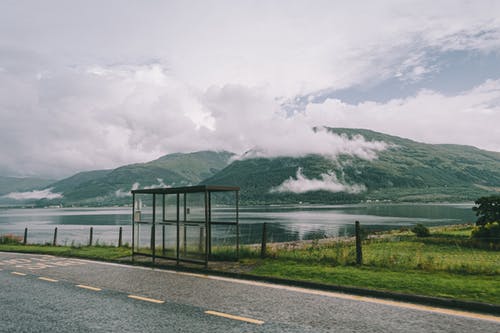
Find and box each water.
[0,203,476,246]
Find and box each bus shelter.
[131,185,240,267]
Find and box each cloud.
[204,85,389,161]
[115,179,169,197]
[115,182,140,198]
[143,178,169,190]
[3,188,63,200]
[303,79,500,152]
[1,2,500,178]
[270,168,366,194]
[0,63,391,178]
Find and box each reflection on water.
[0,204,475,245]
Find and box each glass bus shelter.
[131,185,240,267]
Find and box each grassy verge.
[1,224,498,305]
[0,244,131,260]
[247,261,499,304]
[222,224,500,304]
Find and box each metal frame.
[131,185,240,267]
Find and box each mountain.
[0,176,55,196]
[41,151,234,206]
[202,128,500,203]
[6,129,500,206]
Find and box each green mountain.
[44,151,233,206]
[7,129,500,206]
[202,128,500,204]
[0,176,55,196]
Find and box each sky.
[1,0,500,179]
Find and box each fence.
[1,222,498,275]
[253,222,499,275]
[1,226,131,247]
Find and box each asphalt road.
[0,252,498,332]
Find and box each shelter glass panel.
[134,223,152,255]
[134,193,154,224]
[155,223,177,258]
[179,223,206,262]
[210,224,238,260]
[185,192,206,222]
[163,194,179,222]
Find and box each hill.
[5,129,500,206]
[202,128,500,203]
[0,176,55,196]
[39,151,233,206]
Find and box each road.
[0,252,498,332]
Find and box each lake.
[0,203,476,246]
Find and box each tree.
[411,224,430,237]
[472,195,500,226]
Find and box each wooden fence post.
[199,227,204,253]
[355,221,363,265]
[23,227,28,245]
[89,227,93,246]
[261,222,267,258]
[53,227,58,246]
[118,227,123,247]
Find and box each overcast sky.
[1,0,500,179]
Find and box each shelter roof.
[131,185,239,195]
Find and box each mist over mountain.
[203,128,500,204]
[0,176,54,196]
[2,129,500,206]
[1,151,233,206]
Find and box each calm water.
[0,203,476,246]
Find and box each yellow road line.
[11,271,26,276]
[76,284,101,291]
[128,295,165,304]
[57,257,499,323]
[185,274,500,323]
[38,277,58,282]
[205,310,264,325]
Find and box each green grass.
[247,224,500,275]
[1,224,498,305]
[234,224,500,304]
[248,261,500,304]
[0,243,131,260]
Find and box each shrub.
[0,234,23,244]
[411,224,430,237]
[471,221,500,244]
[472,195,500,226]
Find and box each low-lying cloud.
[115,182,140,198]
[3,188,63,200]
[114,179,169,197]
[270,168,366,194]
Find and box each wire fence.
[0,225,131,247]
[1,222,498,275]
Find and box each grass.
[1,224,498,305]
[248,261,500,304]
[240,224,500,275]
[232,224,500,304]
[0,243,131,260]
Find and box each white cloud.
[1,2,500,178]
[143,178,169,190]
[115,182,140,198]
[270,168,366,194]
[115,179,170,197]
[203,85,389,161]
[1,2,500,96]
[303,79,500,152]
[0,63,392,178]
[3,188,63,200]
